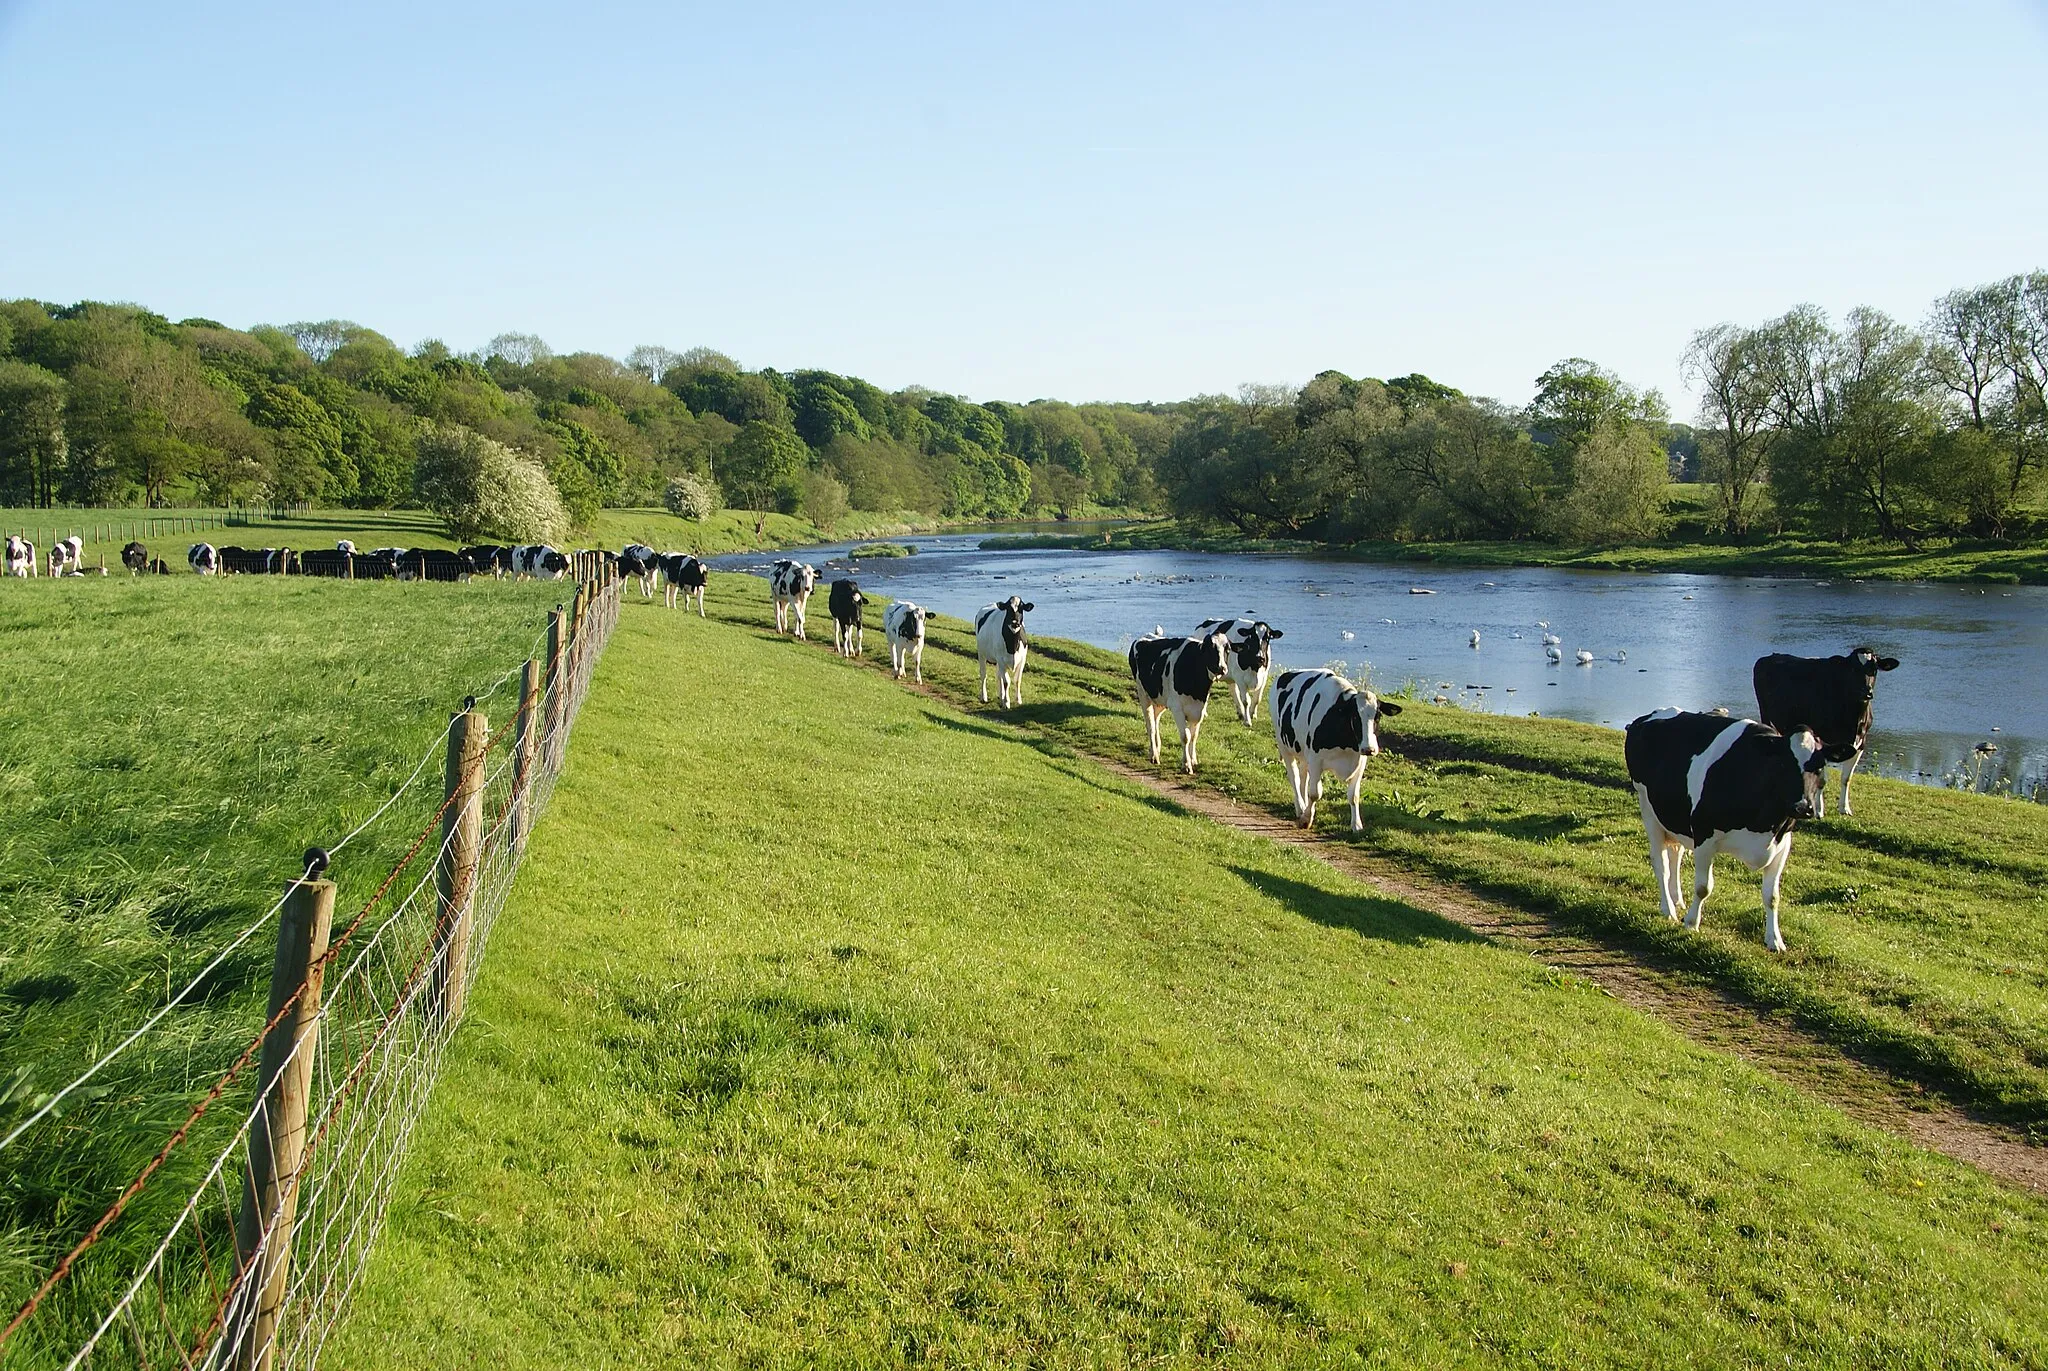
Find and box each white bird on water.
[1613,649,1627,663]
[1541,632,1561,647]
[1340,629,1356,641]
[1545,644,1563,663]
[1576,650,1595,665]
[1470,630,1481,648]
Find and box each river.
[711,532,2047,797]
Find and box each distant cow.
[6,535,35,577]
[1194,616,1285,727]
[218,545,295,574]
[1270,668,1402,833]
[298,549,354,578]
[620,544,661,599]
[769,560,819,638]
[353,547,402,580]
[121,541,149,574]
[884,601,929,682]
[48,536,85,576]
[460,545,510,578]
[1129,630,1231,773]
[659,553,707,614]
[828,578,866,657]
[511,545,569,581]
[396,548,471,582]
[1625,709,1826,953]
[974,596,1035,709]
[188,543,220,576]
[1753,647,1900,817]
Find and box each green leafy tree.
[799,470,850,531]
[663,473,718,520]
[414,424,568,543]
[0,360,67,506]
[718,420,808,513]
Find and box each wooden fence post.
[429,703,488,1024]
[229,866,336,1371]
[543,607,566,771]
[509,659,540,854]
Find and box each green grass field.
[326,584,2046,1366]
[985,518,2048,585]
[0,573,562,1347]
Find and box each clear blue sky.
[2,1,2043,416]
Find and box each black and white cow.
[188,543,220,576]
[884,601,929,682]
[769,560,819,638]
[974,596,1034,709]
[511,545,570,581]
[7,535,35,577]
[1269,668,1402,833]
[620,544,661,599]
[1753,647,1901,818]
[396,548,472,582]
[48,536,85,576]
[1624,709,1827,953]
[1194,616,1285,726]
[1129,630,1231,773]
[297,549,354,577]
[121,541,149,574]
[828,578,866,657]
[460,545,510,578]
[659,553,707,614]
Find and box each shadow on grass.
[1225,865,1477,948]
[921,710,1080,763]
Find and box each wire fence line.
[1,562,622,1370]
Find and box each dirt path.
[1088,755,2048,1197]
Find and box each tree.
[280,320,364,364]
[663,473,717,520]
[718,420,807,513]
[1546,422,1668,544]
[799,470,849,531]
[414,424,568,543]
[1682,324,1774,537]
[485,332,552,367]
[0,360,67,506]
[625,345,683,385]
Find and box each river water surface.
[714,533,2046,795]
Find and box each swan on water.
[1576,650,1595,665]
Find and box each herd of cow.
[758,557,1902,956]
[10,527,1903,954]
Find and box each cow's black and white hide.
[460,545,510,578]
[1624,709,1826,953]
[884,600,929,682]
[659,554,707,613]
[48,536,85,576]
[769,560,819,637]
[396,548,470,582]
[511,545,569,581]
[1129,630,1231,773]
[620,544,661,599]
[828,578,866,657]
[188,543,220,576]
[974,596,1035,709]
[121,541,149,574]
[1752,647,1900,817]
[1194,616,1285,726]
[297,549,354,578]
[7,535,36,577]
[1269,668,1401,833]
[217,545,288,574]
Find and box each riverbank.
[982,520,2048,585]
[331,591,2046,1366]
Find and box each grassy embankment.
[985,519,2048,585]
[0,504,943,568]
[837,600,2046,1135]
[0,574,561,1346]
[328,584,2046,1366]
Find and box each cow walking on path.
[1269,668,1400,833]
[1129,630,1230,774]
[975,596,1034,709]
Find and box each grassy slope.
[0,505,950,570]
[985,520,2048,585]
[850,605,2048,1133]
[0,574,560,1334]
[331,591,2046,1367]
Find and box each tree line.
[1,272,2040,548]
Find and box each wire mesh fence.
[0,568,621,1370]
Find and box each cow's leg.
[1182,705,1203,774]
[855,623,863,656]
[1346,759,1366,833]
[1760,834,1793,953]
[1837,749,1864,817]
[774,599,785,633]
[1636,786,1682,922]
[1685,836,1719,931]
[1144,703,1162,764]
[1013,665,1024,706]
[979,658,990,704]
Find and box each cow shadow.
[921,710,1078,763]
[1225,865,1477,948]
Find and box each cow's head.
[1361,690,1401,756]
[995,596,1034,639]
[1784,728,1828,823]
[1197,630,1231,679]
[1849,646,1901,684]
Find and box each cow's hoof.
[1766,938,1788,953]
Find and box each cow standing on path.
[770,560,819,638]
[1270,669,1401,833]
[975,596,1034,709]
[884,601,929,682]
[1753,648,1900,818]
[1625,709,1826,953]
[828,579,866,657]
[1194,617,1285,726]
[620,544,661,599]
[1129,630,1232,774]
